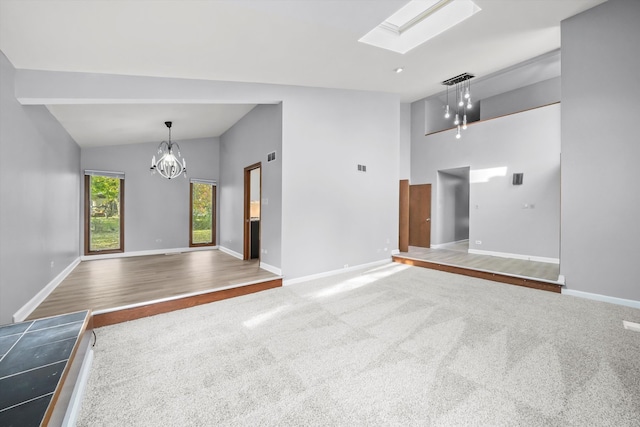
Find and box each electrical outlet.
[344,264,349,268]
[475,240,482,245]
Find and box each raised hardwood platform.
[93,278,282,327]
[28,250,282,327]
[393,255,562,293]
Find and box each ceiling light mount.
[150,121,187,180]
[442,72,475,86]
[442,73,475,139]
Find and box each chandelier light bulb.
[444,104,450,119]
[456,126,461,139]
[466,99,472,109]
[454,113,460,125]
[463,115,468,130]
[464,87,470,99]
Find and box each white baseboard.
[218,246,243,260]
[80,245,217,261]
[283,259,392,286]
[391,249,400,255]
[13,257,81,322]
[468,249,559,265]
[260,262,282,276]
[431,239,469,249]
[561,288,640,310]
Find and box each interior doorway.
[243,163,261,260]
[437,167,470,246]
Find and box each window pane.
[192,183,213,245]
[89,176,121,251]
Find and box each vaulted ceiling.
[0,0,606,146]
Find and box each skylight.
[359,0,481,54]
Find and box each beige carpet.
[77,263,640,426]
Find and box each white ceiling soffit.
[359,0,482,54]
[46,104,257,148]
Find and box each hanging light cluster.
[150,121,187,180]
[442,73,474,139]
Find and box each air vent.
[267,151,276,162]
[512,173,524,185]
[357,164,367,172]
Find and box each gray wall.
[437,169,470,244]
[561,0,640,300]
[399,103,411,180]
[219,104,282,269]
[81,137,220,252]
[0,52,80,325]
[412,102,560,259]
[281,89,399,279]
[480,77,560,121]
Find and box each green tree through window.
[190,182,215,246]
[85,174,124,253]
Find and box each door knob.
[426,218,431,221]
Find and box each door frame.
[243,162,262,260]
[399,180,410,252]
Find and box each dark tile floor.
[0,311,88,427]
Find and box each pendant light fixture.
[442,73,474,139]
[150,121,187,179]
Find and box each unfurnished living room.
[0,0,639,426]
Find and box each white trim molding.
[391,249,400,255]
[260,262,282,276]
[283,259,392,286]
[80,245,217,261]
[562,288,640,310]
[468,248,559,264]
[62,347,94,426]
[218,246,243,260]
[13,257,81,322]
[431,239,469,249]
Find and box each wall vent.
[267,151,276,162]
[357,164,367,172]
[512,173,524,185]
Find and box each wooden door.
[409,184,431,248]
[398,180,409,252]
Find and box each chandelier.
[442,73,474,139]
[150,121,187,179]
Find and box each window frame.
[189,180,216,247]
[84,172,125,255]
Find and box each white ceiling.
[45,104,256,147]
[0,0,606,147]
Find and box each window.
[84,171,124,255]
[190,180,216,247]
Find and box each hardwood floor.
[27,250,281,322]
[394,242,562,293]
